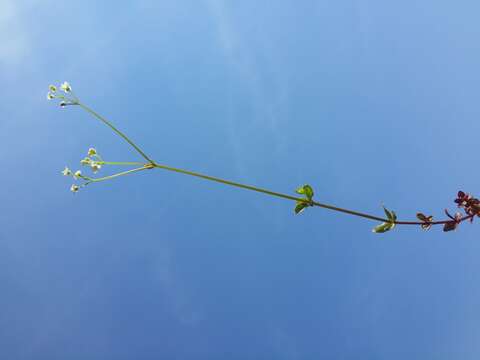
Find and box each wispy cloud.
[205,0,290,179]
[0,0,30,66]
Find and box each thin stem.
[77,103,155,164]
[151,162,475,226]
[395,214,474,226]
[152,162,387,222]
[84,166,149,184]
[73,102,475,229]
[310,201,386,222]
[97,161,145,166]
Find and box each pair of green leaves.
[372,206,397,233]
[294,184,314,214]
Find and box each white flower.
[70,184,80,193]
[49,85,57,92]
[80,157,91,165]
[90,162,101,173]
[87,148,97,156]
[74,170,82,179]
[47,92,55,100]
[62,167,72,176]
[60,81,71,92]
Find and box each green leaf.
[296,184,314,200]
[390,211,397,222]
[304,185,314,200]
[373,206,397,233]
[372,222,395,233]
[294,201,308,215]
[295,186,305,195]
[383,206,396,222]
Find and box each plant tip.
[90,162,101,173]
[61,167,72,176]
[60,81,71,93]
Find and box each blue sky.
[1,0,480,359]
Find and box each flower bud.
[60,81,71,92]
[90,162,101,173]
[61,167,72,176]
[80,157,92,165]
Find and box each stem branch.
[98,161,145,166]
[78,103,154,164]
[152,162,387,222]
[85,166,149,184]
[74,100,474,229]
[151,162,474,226]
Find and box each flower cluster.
[454,191,480,217]
[80,148,103,173]
[61,147,103,192]
[439,191,479,231]
[47,82,78,107]
[413,191,480,232]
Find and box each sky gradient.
[1,1,480,359]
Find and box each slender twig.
[49,86,476,232]
[97,161,145,166]
[77,103,155,164]
[395,215,473,226]
[78,99,470,227]
[151,162,389,222]
[150,162,474,226]
[84,166,150,185]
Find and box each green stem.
[85,166,149,184]
[97,161,145,166]
[77,103,155,164]
[152,162,387,223]
[74,103,471,228]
